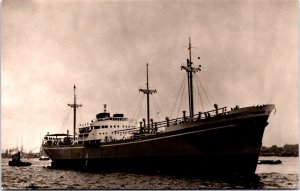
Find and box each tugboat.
[42,38,275,175]
[8,152,32,167]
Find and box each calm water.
[1,157,298,189]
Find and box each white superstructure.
[78,105,137,144]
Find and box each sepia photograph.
[1,0,298,189]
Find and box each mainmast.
[139,63,157,131]
[68,85,82,141]
[181,37,201,119]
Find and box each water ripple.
[2,158,298,189]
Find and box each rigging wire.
[152,93,165,117]
[129,94,145,126]
[195,75,213,108]
[78,108,86,124]
[136,95,145,121]
[194,75,205,111]
[170,76,186,118]
[177,76,187,117]
[60,108,71,133]
[200,73,234,104]
[152,95,162,121]
[129,94,144,125]
[152,95,161,114]
[59,107,72,133]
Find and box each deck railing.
[139,106,229,132]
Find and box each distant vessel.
[9,152,32,167]
[43,38,275,175]
[257,160,282,165]
[39,156,50,161]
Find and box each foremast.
[181,37,201,119]
[139,63,157,132]
[67,85,82,141]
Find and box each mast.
[188,38,194,117]
[68,85,82,141]
[181,37,201,119]
[21,137,23,154]
[139,63,157,131]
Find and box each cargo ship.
[42,38,275,175]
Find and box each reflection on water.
[1,157,298,189]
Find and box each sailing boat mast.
[181,37,201,119]
[139,63,157,131]
[68,85,82,141]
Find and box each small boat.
[8,160,32,167]
[39,155,50,161]
[257,159,282,165]
[8,152,32,167]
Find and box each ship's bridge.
[95,113,128,121]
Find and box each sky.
[1,0,298,152]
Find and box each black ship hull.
[44,105,274,175]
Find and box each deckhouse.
[78,104,137,144]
